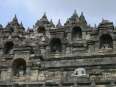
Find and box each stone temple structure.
[0,11,116,87]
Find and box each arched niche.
[50,38,62,53]
[99,34,113,49]
[3,41,14,54]
[37,26,46,34]
[71,26,82,41]
[12,58,26,77]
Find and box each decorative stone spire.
[37,12,49,26]
[64,18,70,25]
[5,14,25,33]
[0,24,3,29]
[35,20,40,27]
[20,22,25,30]
[12,14,18,23]
[79,12,87,24]
[40,12,49,22]
[56,19,62,28]
[72,10,78,18]
[9,14,20,27]
[50,19,55,27]
[64,10,80,26]
[42,12,47,19]
[20,22,23,26]
[70,10,79,23]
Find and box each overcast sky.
[0,0,116,28]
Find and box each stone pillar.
[66,46,71,55]
[46,46,50,56]
[7,68,12,81]
[12,85,14,87]
[26,67,31,81]
[74,82,77,87]
[26,62,31,81]
[31,70,38,81]
[88,42,95,55]
[91,80,96,87]
[1,69,7,80]
[26,84,29,87]
[42,83,46,87]
[59,83,62,87]
[62,44,65,54]
[67,32,71,42]
[82,32,86,40]
[111,81,115,87]
[40,47,46,56]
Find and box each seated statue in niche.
[76,34,81,40]
[17,65,25,77]
[103,44,109,49]
[52,45,61,53]
[72,34,82,41]
[99,43,112,53]
[102,43,112,50]
[52,46,57,52]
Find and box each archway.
[3,41,14,54]
[12,58,26,77]
[99,34,113,49]
[71,26,82,40]
[50,38,62,53]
